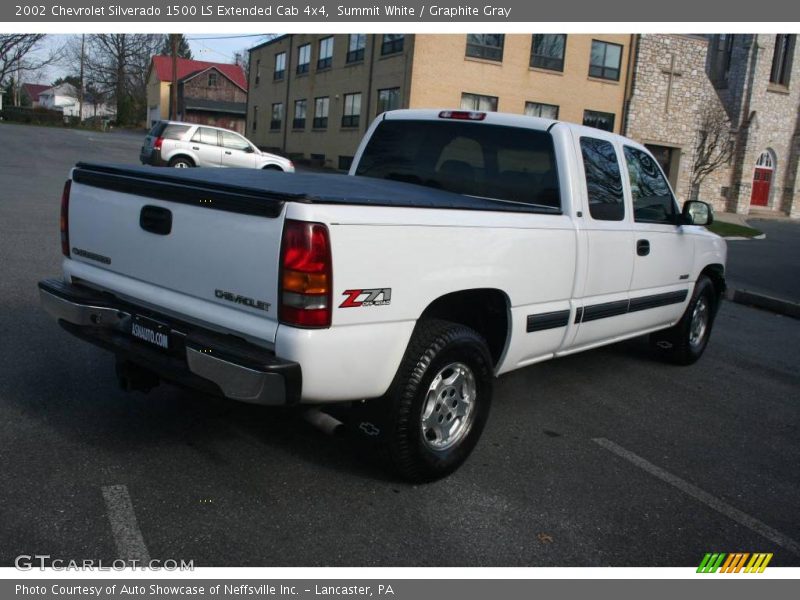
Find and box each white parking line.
[592,437,800,556]
[101,484,151,563]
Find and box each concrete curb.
[725,288,800,319]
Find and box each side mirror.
[682,200,713,226]
[244,146,256,154]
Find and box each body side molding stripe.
[527,310,571,332]
[530,289,690,333]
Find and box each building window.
[207,72,218,87]
[624,146,677,225]
[770,34,795,86]
[347,34,366,63]
[525,101,559,120]
[530,34,566,71]
[297,44,310,75]
[460,92,498,112]
[313,96,329,129]
[270,103,283,130]
[466,34,505,62]
[252,105,258,131]
[580,137,625,221]
[583,109,615,132]
[711,34,735,85]
[377,88,401,114]
[342,93,362,128]
[293,99,307,129]
[318,37,334,70]
[381,34,404,55]
[255,59,261,85]
[589,40,623,81]
[274,52,286,80]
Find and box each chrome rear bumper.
[38,279,301,405]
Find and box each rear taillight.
[438,110,486,121]
[60,179,71,257]
[279,220,332,328]
[153,136,164,151]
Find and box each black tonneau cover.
[73,162,558,216]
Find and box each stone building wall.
[625,34,732,212]
[722,34,800,217]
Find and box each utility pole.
[78,34,85,121]
[170,34,178,120]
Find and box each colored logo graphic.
[697,553,773,573]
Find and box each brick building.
[246,34,633,169]
[146,56,248,133]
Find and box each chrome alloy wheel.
[421,362,477,451]
[689,296,709,347]
[173,161,189,168]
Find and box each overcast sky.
[32,33,274,85]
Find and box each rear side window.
[580,137,625,221]
[624,146,677,224]
[355,120,560,211]
[160,124,191,140]
[192,127,220,146]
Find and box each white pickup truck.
[39,109,726,481]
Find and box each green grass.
[706,221,763,238]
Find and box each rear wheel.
[353,319,493,482]
[650,275,717,365]
[169,156,194,168]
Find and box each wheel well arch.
[419,288,511,367]
[700,263,726,305]
[168,154,195,166]
[262,164,283,171]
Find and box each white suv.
[140,121,294,171]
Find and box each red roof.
[22,83,50,100]
[150,56,247,90]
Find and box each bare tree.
[690,103,734,200]
[0,35,61,104]
[84,34,161,126]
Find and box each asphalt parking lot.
[0,122,798,567]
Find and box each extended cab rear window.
[355,120,561,211]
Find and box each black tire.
[168,156,194,168]
[353,319,493,482]
[262,164,283,171]
[650,275,717,365]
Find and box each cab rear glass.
[355,120,561,211]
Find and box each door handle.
[225,151,232,155]
[192,146,199,150]
[637,239,650,256]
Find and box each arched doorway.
[750,150,775,207]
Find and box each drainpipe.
[282,36,294,154]
[364,35,377,132]
[621,33,639,136]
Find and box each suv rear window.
[355,120,561,211]
[148,122,191,140]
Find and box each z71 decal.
[339,288,392,308]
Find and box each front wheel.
[355,319,493,482]
[650,275,717,365]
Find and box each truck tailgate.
[66,164,286,345]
